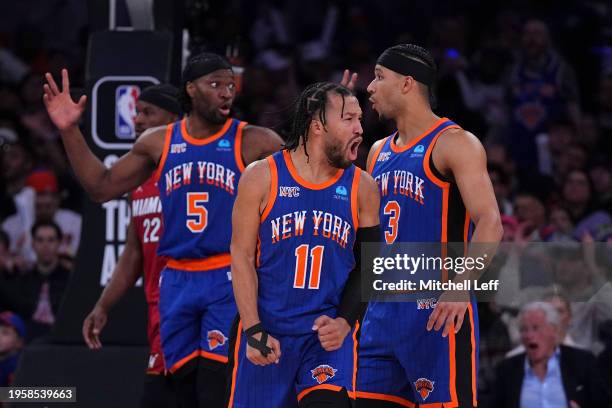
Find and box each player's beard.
[194,103,228,125]
[324,139,352,169]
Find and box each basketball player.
[228,82,380,408]
[43,53,283,407]
[81,84,180,408]
[355,45,503,407]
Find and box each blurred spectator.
[2,169,81,264]
[547,206,575,242]
[0,221,71,340]
[0,137,36,255]
[506,295,580,357]
[588,160,612,213]
[444,46,511,138]
[554,143,588,184]
[534,118,575,177]
[561,169,595,224]
[0,311,25,387]
[1,137,34,197]
[513,193,551,241]
[485,143,516,183]
[573,211,612,243]
[490,301,611,408]
[552,242,612,352]
[0,47,29,84]
[506,19,580,172]
[488,163,513,216]
[249,2,289,52]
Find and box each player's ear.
[186,81,196,99]
[401,76,414,95]
[310,118,324,136]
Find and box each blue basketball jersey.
[257,150,360,335]
[155,118,246,260]
[369,117,472,244]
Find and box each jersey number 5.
[186,192,209,232]
[384,200,400,243]
[293,244,324,289]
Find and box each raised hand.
[340,69,358,91]
[43,69,87,131]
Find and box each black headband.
[182,53,232,84]
[138,84,181,115]
[377,50,435,86]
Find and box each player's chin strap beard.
[244,323,273,357]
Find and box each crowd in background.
[0,0,611,399]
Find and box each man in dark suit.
[490,301,611,408]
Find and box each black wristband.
[244,323,272,357]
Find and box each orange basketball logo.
[310,365,338,384]
[207,330,227,350]
[414,378,434,401]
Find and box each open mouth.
[348,137,363,161]
[218,104,231,116]
[527,342,539,352]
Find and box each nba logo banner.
[115,85,140,139]
[91,76,159,150]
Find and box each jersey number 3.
[186,192,209,232]
[293,244,324,289]
[384,200,400,243]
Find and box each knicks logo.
[207,330,227,350]
[414,378,434,401]
[311,365,337,384]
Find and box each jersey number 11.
[293,244,324,289]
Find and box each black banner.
[52,30,176,344]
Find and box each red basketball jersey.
[131,176,166,304]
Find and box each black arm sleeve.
[337,225,381,327]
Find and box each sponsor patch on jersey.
[311,364,337,384]
[334,185,349,201]
[217,139,232,151]
[414,378,435,401]
[410,144,425,158]
[207,330,228,350]
[279,186,300,198]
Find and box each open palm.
[43,69,87,131]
